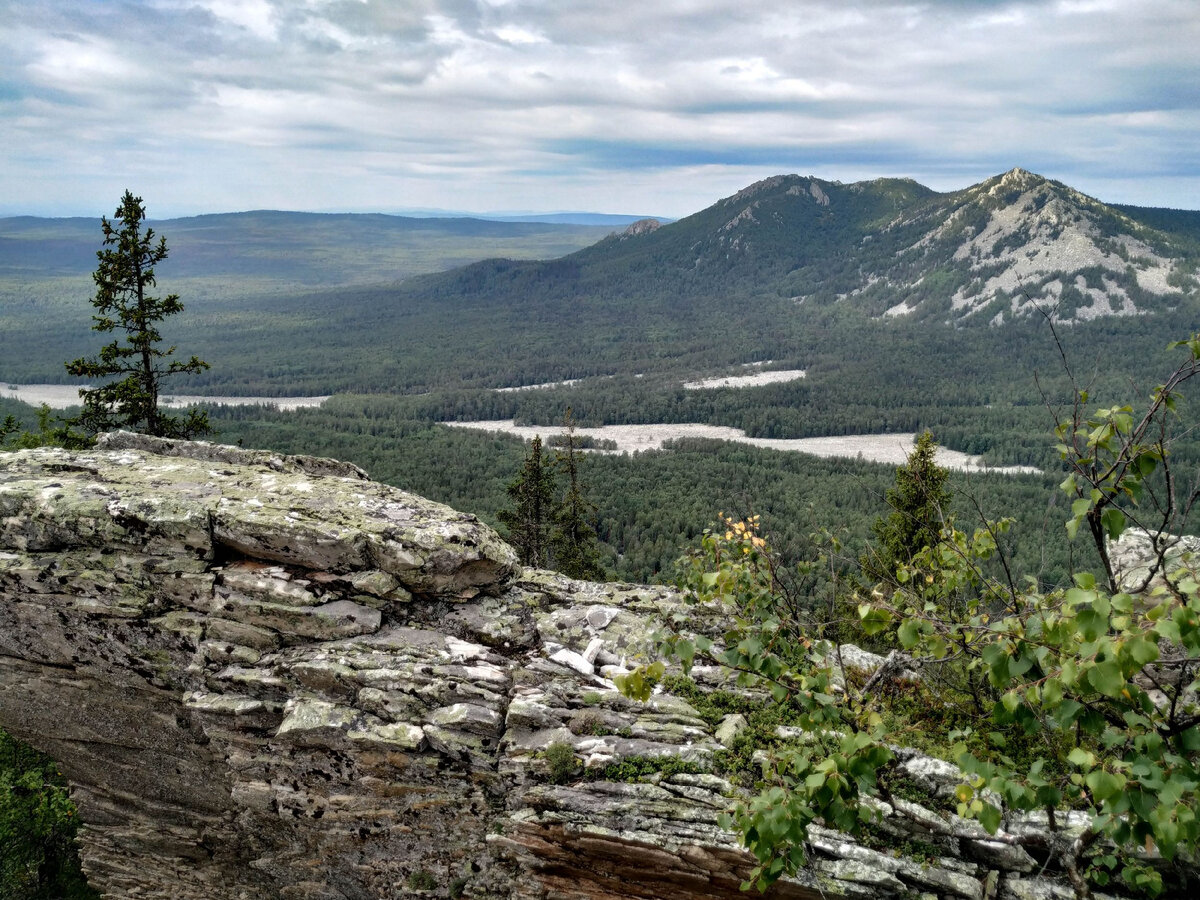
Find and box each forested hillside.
[4,169,1198,394]
[3,169,1198,586]
[0,211,615,384]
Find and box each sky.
[2,0,1198,219]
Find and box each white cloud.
[493,24,547,45]
[194,0,278,41]
[0,0,1197,216]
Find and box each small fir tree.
[64,191,210,441]
[551,409,605,580]
[498,435,558,567]
[864,430,950,581]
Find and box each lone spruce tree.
[551,409,605,580]
[64,191,210,441]
[864,430,950,580]
[498,436,558,567]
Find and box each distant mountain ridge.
[2,169,1198,393]
[0,210,618,283]
[541,167,1199,326]
[6,172,1194,326]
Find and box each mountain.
[388,168,1198,336]
[479,212,670,226]
[879,168,1198,323]
[562,167,1200,324]
[0,210,617,284]
[0,211,620,384]
[1,170,1197,394]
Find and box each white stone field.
[683,369,807,390]
[1,384,328,411]
[444,420,1039,474]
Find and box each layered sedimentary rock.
[0,435,1170,899]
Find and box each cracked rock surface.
[0,435,1167,899]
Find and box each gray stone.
[714,713,747,746]
[585,606,621,630]
[965,838,1038,874]
[427,702,504,736]
[817,858,907,891]
[1000,877,1077,900]
[0,437,1188,900]
[548,645,595,675]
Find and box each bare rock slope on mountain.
[690,168,1199,324]
[0,435,1176,899]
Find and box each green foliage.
[623,515,893,891]
[613,661,664,703]
[0,729,98,900]
[864,430,950,580]
[405,869,437,891]
[617,335,1200,897]
[550,410,605,580]
[0,415,18,447]
[498,417,606,578]
[63,191,211,441]
[542,741,580,785]
[0,405,67,450]
[1054,329,1200,592]
[584,754,709,783]
[498,435,558,567]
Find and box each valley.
[3,170,1199,900]
[2,169,1198,589]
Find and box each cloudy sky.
[2,0,1197,218]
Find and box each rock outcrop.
[0,435,1178,899]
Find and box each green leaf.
[676,638,696,671]
[1087,660,1125,698]
[1074,608,1106,642]
[1134,453,1159,478]
[1073,572,1096,590]
[981,643,1011,687]
[977,802,1002,834]
[1067,747,1096,769]
[1122,635,1159,668]
[1054,699,1084,727]
[1101,507,1127,541]
[1065,587,1096,609]
[1041,678,1063,707]
[1085,770,1126,802]
[859,606,892,636]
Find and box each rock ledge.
[0,437,1163,899]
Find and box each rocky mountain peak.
[721,173,800,205]
[990,166,1046,193]
[619,217,662,238]
[881,169,1193,324]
